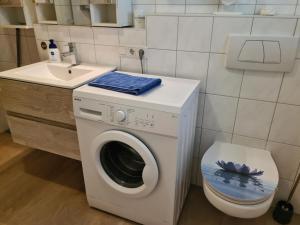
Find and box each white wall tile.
[255,5,296,15]
[48,25,70,42]
[33,24,48,40]
[146,49,176,76]
[203,94,238,132]
[133,0,155,4]
[256,0,297,4]
[269,104,300,146]
[156,0,185,4]
[232,135,267,149]
[218,4,255,15]
[119,28,146,47]
[70,26,93,44]
[133,4,156,17]
[156,5,185,14]
[186,0,219,3]
[278,60,300,105]
[294,21,300,59]
[295,5,300,16]
[93,27,119,46]
[267,142,300,180]
[240,71,283,102]
[200,128,233,157]
[234,99,275,140]
[176,51,209,92]
[207,53,243,97]
[251,18,297,35]
[274,179,293,205]
[76,43,96,64]
[211,17,252,53]
[95,45,120,67]
[186,5,218,14]
[120,56,144,73]
[147,16,178,50]
[177,17,213,52]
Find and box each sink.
[0,61,115,89]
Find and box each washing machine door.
[91,130,159,198]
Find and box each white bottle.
[48,39,61,63]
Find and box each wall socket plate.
[119,47,147,59]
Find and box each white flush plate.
[225,34,300,72]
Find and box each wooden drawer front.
[7,115,81,160]
[0,79,75,126]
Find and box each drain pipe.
[16,28,21,67]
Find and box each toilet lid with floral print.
[201,142,279,204]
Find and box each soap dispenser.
[48,39,61,63]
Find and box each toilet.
[201,142,279,219]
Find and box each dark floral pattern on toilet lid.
[201,142,279,204]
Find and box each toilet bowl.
[201,142,279,219]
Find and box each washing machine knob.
[116,110,126,122]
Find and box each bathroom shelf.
[90,0,132,27]
[35,2,57,25]
[0,0,37,28]
[35,0,73,25]
[71,0,91,26]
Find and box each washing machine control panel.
[74,97,178,137]
[106,103,178,136]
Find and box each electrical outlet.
[120,47,147,59]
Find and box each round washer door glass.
[92,130,159,197]
[100,141,145,188]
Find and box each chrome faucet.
[61,42,78,66]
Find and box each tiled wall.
[133,0,300,16]
[34,14,300,213]
[147,14,300,212]
[0,28,39,133]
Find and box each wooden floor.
[0,132,299,225]
[0,132,31,173]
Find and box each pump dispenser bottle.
[48,39,61,63]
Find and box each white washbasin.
[0,61,115,89]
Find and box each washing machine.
[73,72,200,225]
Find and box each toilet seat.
[203,180,275,218]
[201,142,279,218]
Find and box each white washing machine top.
[201,142,279,205]
[73,71,200,114]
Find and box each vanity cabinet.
[0,79,80,160]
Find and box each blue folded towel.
[88,72,162,95]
